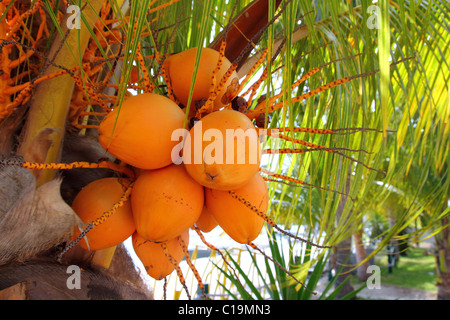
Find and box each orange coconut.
[194,205,218,233]
[71,177,135,251]
[162,47,239,110]
[182,109,261,190]
[132,230,189,280]
[98,93,185,169]
[205,173,267,244]
[131,164,204,242]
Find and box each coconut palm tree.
[0,0,448,300]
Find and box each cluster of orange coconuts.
[70,47,269,281]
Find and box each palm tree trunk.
[333,236,355,299]
[353,229,370,282]
[387,206,400,272]
[436,216,450,300]
[17,0,105,186]
[332,163,355,299]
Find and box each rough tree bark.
[0,158,152,300]
[332,163,356,299]
[436,216,450,300]
[353,229,370,282]
[0,129,151,300]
